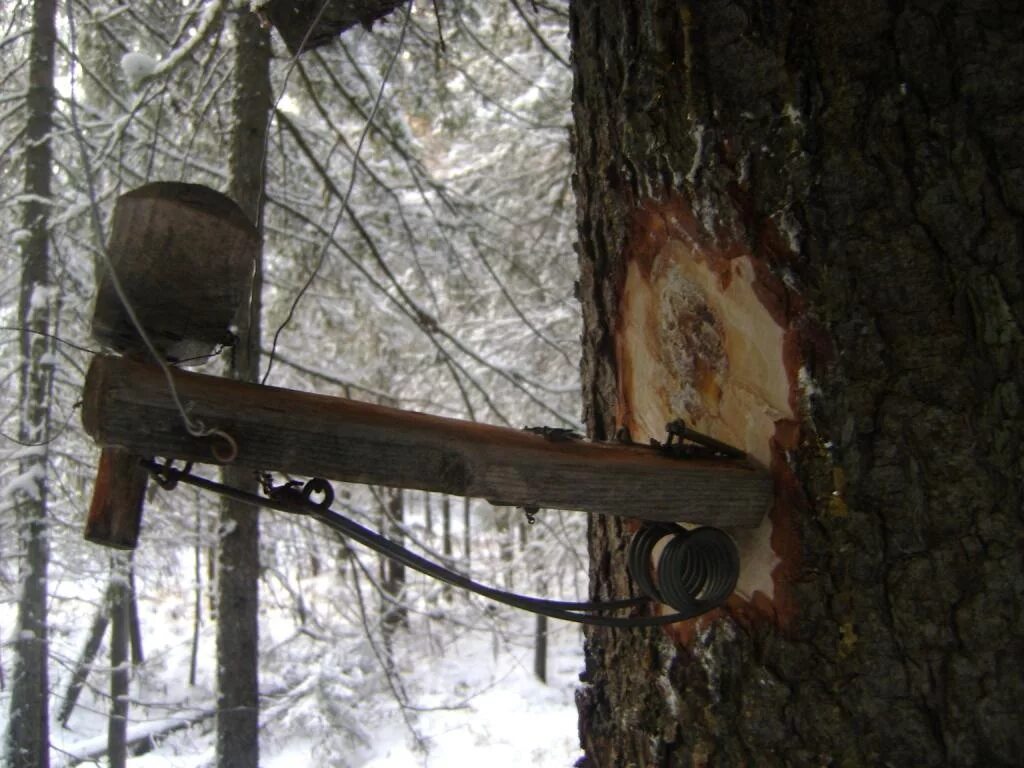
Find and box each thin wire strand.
[261,0,414,386]
[0,326,100,355]
[143,462,704,628]
[254,0,334,218]
[64,0,233,454]
[0,401,79,448]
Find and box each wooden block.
[85,446,149,549]
[91,182,257,364]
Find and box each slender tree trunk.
[496,508,515,589]
[108,557,130,768]
[189,507,202,688]
[4,2,57,766]
[58,581,116,727]
[381,487,408,640]
[571,1,1023,766]
[441,496,452,600]
[442,495,452,562]
[127,556,143,667]
[534,611,548,684]
[462,497,471,568]
[216,8,270,768]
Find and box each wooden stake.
[82,355,771,527]
[85,446,148,549]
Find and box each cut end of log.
[90,181,257,365]
[617,194,807,633]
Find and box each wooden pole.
[85,447,148,549]
[81,355,771,527]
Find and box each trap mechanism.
[81,181,766,626]
[143,458,739,627]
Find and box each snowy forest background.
[1,0,587,764]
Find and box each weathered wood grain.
[90,182,257,364]
[82,355,771,527]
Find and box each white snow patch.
[797,366,820,398]
[121,52,157,89]
[28,283,57,311]
[772,207,802,255]
[3,464,45,501]
[686,123,706,184]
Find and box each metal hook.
[209,429,238,464]
[149,458,194,490]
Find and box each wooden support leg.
[85,447,148,549]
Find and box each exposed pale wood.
[91,182,257,364]
[85,447,148,550]
[82,355,771,527]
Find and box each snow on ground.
[350,619,583,767]
[13,569,585,767]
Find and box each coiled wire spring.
[627,524,740,616]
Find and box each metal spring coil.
[627,524,740,618]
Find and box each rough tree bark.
[571,1,1023,766]
[4,1,58,766]
[215,7,271,768]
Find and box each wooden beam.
[82,355,771,527]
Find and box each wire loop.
[208,428,239,464]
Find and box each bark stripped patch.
[616,195,805,637]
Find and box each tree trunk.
[463,497,471,568]
[570,2,1023,766]
[439,496,453,600]
[534,612,548,684]
[442,495,452,563]
[108,557,130,768]
[127,559,143,666]
[190,507,202,688]
[58,581,116,727]
[381,487,408,640]
[496,508,515,589]
[4,1,57,766]
[216,8,270,768]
